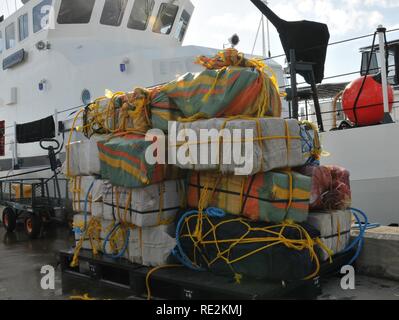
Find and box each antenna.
[5,0,11,16]
[251,0,272,58]
[265,1,272,57]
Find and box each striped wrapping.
[187,171,311,223]
[150,66,281,132]
[98,134,181,189]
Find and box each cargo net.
[175,208,333,282]
[174,178,333,282]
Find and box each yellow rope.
[146,265,182,300]
[70,293,96,301]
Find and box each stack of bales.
[65,49,353,282]
[66,90,183,267]
[164,49,331,281]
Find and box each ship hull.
[321,122,399,225]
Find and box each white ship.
[0,0,286,170]
[0,0,397,227]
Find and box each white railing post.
[54,109,59,138]
[377,25,394,123]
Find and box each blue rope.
[102,222,130,259]
[300,126,319,165]
[173,208,226,271]
[83,180,95,229]
[343,207,368,265]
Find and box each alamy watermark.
[145,122,255,175]
[40,265,55,290]
[340,265,356,290]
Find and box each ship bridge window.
[128,0,154,30]
[101,0,128,27]
[33,0,53,33]
[388,51,397,85]
[153,3,179,35]
[5,23,16,50]
[57,0,95,24]
[175,10,190,42]
[18,14,29,41]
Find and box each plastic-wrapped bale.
[82,89,152,136]
[128,224,176,267]
[98,133,181,189]
[72,214,103,251]
[297,165,351,211]
[64,132,109,177]
[102,180,184,227]
[307,210,352,262]
[70,177,106,218]
[188,171,311,223]
[175,211,322,281]
[150,66,282,132]
[170,118,320,174]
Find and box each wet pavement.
[1,221,399,300]
[0,222,71,300]
[0,222,136,300]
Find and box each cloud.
[271,0,385,36]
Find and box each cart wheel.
[2,207,17,232]
[25,215,42,239]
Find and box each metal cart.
[1,139,70,238]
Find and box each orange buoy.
[342,75,394,126]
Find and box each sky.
[184,0,399,84]
[2,0,399,85]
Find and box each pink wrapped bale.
[297,165,351,211]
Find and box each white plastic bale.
[102,180,183,227]
[172,118,306,175]
[63,131,108,177]
[72,214,102,251]
[128,224,176,267]
[307,210,352,261]
[70,177,106,218]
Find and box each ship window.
[360,51,379,76]
[0,32,3,54]
[128,0,154,31]
[58,0,95,24]
[153,3,179,35]
[33,0,53,33]
[18,14,29,41]
[100,0,128,27]
[174,10,190,42]
[5,23,16,50]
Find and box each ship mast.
[252,0,272,58]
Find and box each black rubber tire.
[24,214,42,239]
[2,207,17,232]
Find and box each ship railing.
[3,25,399,161]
